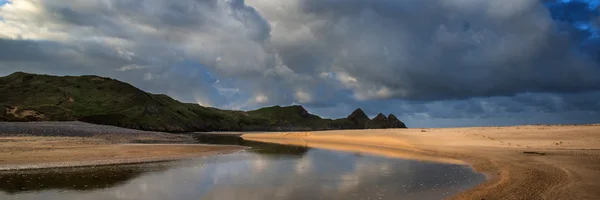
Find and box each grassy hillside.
[0,72,406,132]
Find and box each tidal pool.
[0,136,485,200]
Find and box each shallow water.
[0,136,485,200]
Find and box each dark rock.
[292,105,310,118]
[369,113,390,128]
[347,108,370,128]
[348,108,369,120]
[373,113,388,121]
[388,114,407,128]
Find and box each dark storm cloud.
[0,0,275,106]
[1,0,600,126]
[41,0,269,40]
[0,37,223,106]
[0,39,54,61]
[256,0,600,100]
[0,38,140,74]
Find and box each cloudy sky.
[1,0,600,127]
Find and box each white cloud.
[254,94,269,104]
[117,64,147,72]
[294,89,313,104]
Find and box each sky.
[1,0,600,128]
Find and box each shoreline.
[0,151,241,171]
[0,122,248,170]
[0,137,246,171]
[242,125,600,200]
[0,146,245,171]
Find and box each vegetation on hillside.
[0,72,406,132]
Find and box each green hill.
[0,72,406,132]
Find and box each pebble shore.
[0,121,193,143]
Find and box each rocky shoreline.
[0,121,194,143]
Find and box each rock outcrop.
[345,109,407,129]
[387,114,407,128]
[347,108,371,128]
[370,113,390,128]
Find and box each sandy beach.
[243,125,600,200]
[0,122,246,170]
[0,137,245,170]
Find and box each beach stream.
[0,134,485,200]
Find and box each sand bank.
[242,125,600,200]
[0,137,245,170]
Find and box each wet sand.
[243,125,600,200]
[0,137,245,170]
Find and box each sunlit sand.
[0,137,244,170]
[243,125,600,199]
